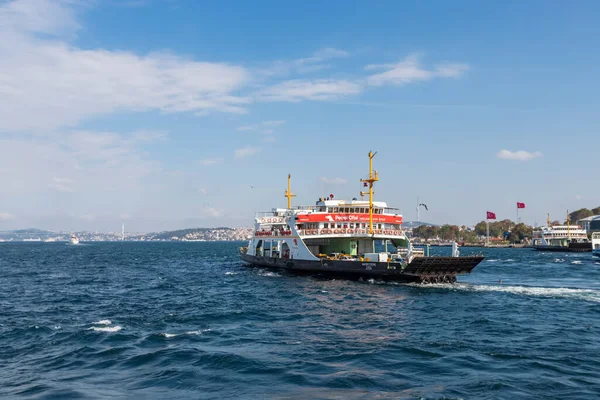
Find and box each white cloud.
[0,0,250,132]
[260,47,349,76]
[320,177,348,184]
[0,130,163,196]
[497,149,542,161]
[234,146,261,159]
[258,79,362,102]
[0,0,82,37]
[0,212,16,221]
[198,158,224,166]
[366,54,469,86]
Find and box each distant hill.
[151,227,233,240]
[0,228,55,240]
[569,207,600,223]
[0,226,242,242]
[402,221,438,228]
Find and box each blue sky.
[0,0,598,232]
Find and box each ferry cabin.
[250,198,409,261]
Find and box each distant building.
[578,215,600,232]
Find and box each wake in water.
[160,329,211,339]
[88,319,122,332]
[414,282,600,303]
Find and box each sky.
[0,0,599,232]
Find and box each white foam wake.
[442,283,600,303]
[160,329,211,338]
[92,319,112,325]
[88,325,122,332]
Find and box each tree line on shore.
[412,220,533,243]
[568,207,600,223]
[411,207,599,244]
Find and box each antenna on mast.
[360,151,379,235]
[284,174,296,209]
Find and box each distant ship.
[69,234,80,245]
[532,214,591,252]
[239,152,484,283]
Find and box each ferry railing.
[252,228,405,237]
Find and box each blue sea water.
[1,242,599,399]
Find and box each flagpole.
[517,203,519,224]
[486,219,489,247]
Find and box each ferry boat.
[239,152,484,283]
[69,234,80,245]
[532,214,591,252]
[592,232,600,258]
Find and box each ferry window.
[333,208,338,213]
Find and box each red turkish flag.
[517,202,525,209]
[486,211,496,220]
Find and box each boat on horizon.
[69,234,80,245]
[532,214,591,252]
[239,152,484,283]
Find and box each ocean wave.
[554,258,566,263]
[88,325,122,332]
[571,261,582,265]
[225,271,238,275]
[258,270,281,277]
[92,319,112,325]
[160,329,211,338]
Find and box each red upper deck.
[296,213,402,224]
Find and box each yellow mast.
[284,174,296,209]
[360,151,379,234]
[547,213,551,227]
[567,210,571,240]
